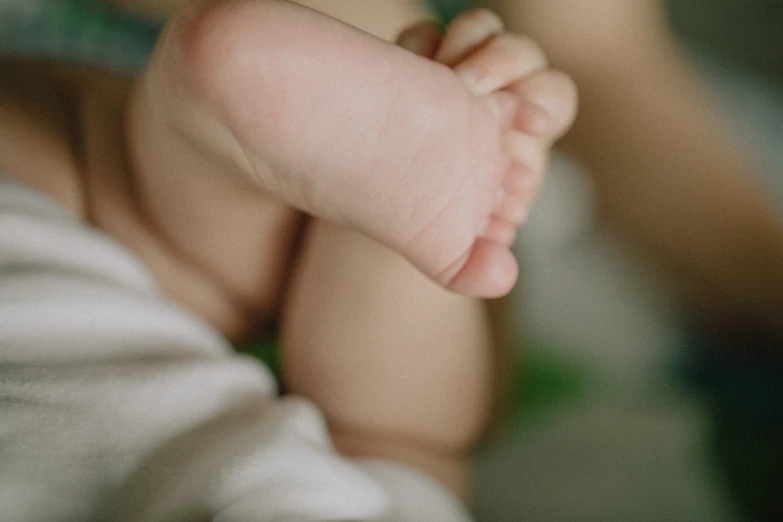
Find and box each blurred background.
[425,1,783,521]
[447,1,783,521]
[2,0,782,520]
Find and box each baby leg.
[281,220,499,500]
[280,11,574,503]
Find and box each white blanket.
[0,178,470,522]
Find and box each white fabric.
[357,460,473,522]
[0,178,472,522]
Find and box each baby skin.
[126,0,577,327]
[0,0,575,505]
[129,3,575,499]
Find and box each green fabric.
[0,0,161,72]
[509,339,591,426]
[425,0,477,26]
[239,336,283,379]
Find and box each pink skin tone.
[130,0,576,310]
[127,3,572,497]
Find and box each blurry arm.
[485,0,783,332]
[0,61,93,216]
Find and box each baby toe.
[454,33,548,95]
[504,130,545,173]
[510,70,578,141]
[435,9,504,66]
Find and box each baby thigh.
[280,220,503,500]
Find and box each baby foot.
[136,1,577,298]
[396,10,578,293]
